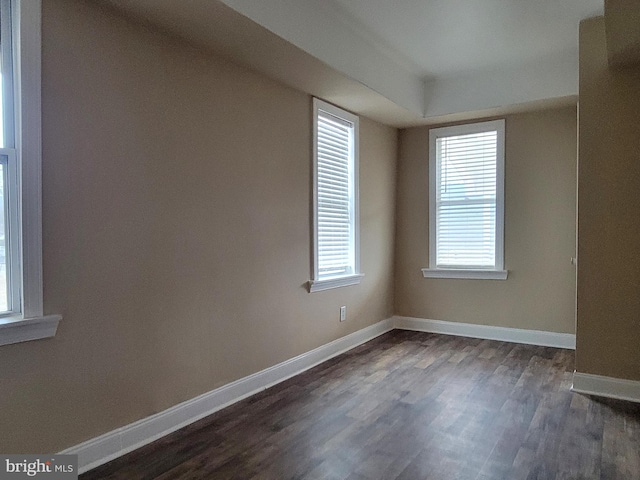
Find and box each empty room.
[1,0,639,479]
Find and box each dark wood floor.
[82,330,640,480]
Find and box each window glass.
[429,120,505,272]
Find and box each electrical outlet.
[340,306,347,322]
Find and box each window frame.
[309,98,363,293]
[0,0,61,346]
[0,148,21,313]
[423,119,508,280]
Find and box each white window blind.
[310,99,361,292]
[428,120,505,273]
[316,109,354,278]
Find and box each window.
[423,119,508,280]
[309,99,362,292]
[0,0,61,346]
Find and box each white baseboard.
[572,372,640,403]
[58,316,580,474]
[393,316,576,349]
[60,318,394,474]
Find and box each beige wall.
[9,0,638,459]
[0,0,397,453]
[395,108,577,333]
[577,17,640,381]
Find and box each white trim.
[572,372,640,403]
[61,318,394,474]
[393,315,576,349]
[0,314,61,346]
[308,273,364,292]
[311,98,360,290]
[15,0,44,319]
[421,268,508,280]
[58,317,584,473]
[428,119,505,272]
[0,0,62,346]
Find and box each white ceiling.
[327,0,604,77]
[99,0,605,126]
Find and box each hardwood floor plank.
[81,331,640,480]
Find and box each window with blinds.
[310,99,361,292]
[428,120,505,273]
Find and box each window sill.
[308,274,364,293]
[0,314,62,346]
[422,269,508,280]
